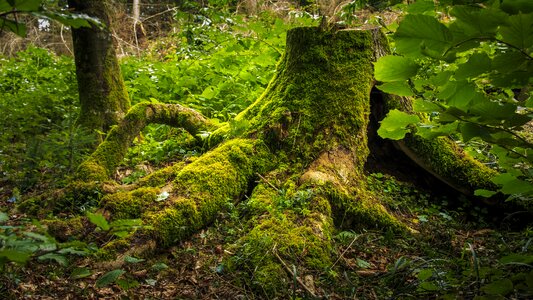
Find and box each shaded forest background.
[1,0,532,299]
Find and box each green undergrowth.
[2,172,533,298]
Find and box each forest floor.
[2,167,531,299]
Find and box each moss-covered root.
[140,139,275,246]
[76,102,214,182]
[382,93,497,195]
[230,182,335,297]
[399,136,497,195]
[300,149,408,232]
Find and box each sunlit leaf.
[124,256,145,264]
[378,109,420,140]
[454,52,492,80]
[376,81,414,96]
[492,173,533,195]
[0,0,12,11]
[474,189,497,197]
[394,14,453,57]
[0,17,27,36]
[459,122,491,142]
[450,5,508,38]
[417,268,433,281]
[413,99,442,113]
[12,0,40,11]
[0,212,8,223]
[0,249,32,263]
[375,55,419,82]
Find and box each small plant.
[0,212,89,271]
[86,212,144,238]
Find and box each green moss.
[45,216,86,242]
[144,198,201,245]
[321,182,407,233]
[246,183,277,214]
[234,27,375,167]
[231,211,334,297]
[77,102,214,182]
[102,187,160,219]
[404,136,497,193]
[94,237,132,261]
[53,181,104,214]
[143,139,275,245]
[136,161,186,187]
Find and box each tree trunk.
[68,0,130,135]
[52,27,497,297]
[132,0,141,23]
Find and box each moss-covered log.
[77,102,214,182]
[47,26,501,298]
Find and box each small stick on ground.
[256,173,279,192]
[331,233,366,268]
[272,244,317,298]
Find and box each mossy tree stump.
[56,27,496,297]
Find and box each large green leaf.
[501,0,533,14]
[0,212,8,223]
[377,109,420,140]
[12,0,40,11]
[459,122,491,142]
[394,14,453,57]
[500,12,533,51]
[0,17,26,36]
[492,173,533,195]
[0,249,32,263]
[454,52,492,80]
[450,5,508,38]
[376,81,414,96]
[96,269,126,288]
[438,80,480,111]
[469,97,517,121]
[0,0,12,11]
[71,267,92,279]
[374,55,419,82]
[481,279,513,296]
[413,99,442,113]
[37,11,100,29]
[38,253,68,266]
[87,212,110,231]
[406,0,435,14]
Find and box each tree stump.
[44,26,497,297]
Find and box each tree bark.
[68,0,130,135]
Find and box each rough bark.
[43,27,498,297]
[69,0,130,135]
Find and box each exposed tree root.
[21,26,505,298]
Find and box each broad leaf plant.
[376,0,533,201]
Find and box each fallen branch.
[272,244,317,298]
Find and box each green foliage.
[95,269,126,288]
[0,0,102,37]
[376,0,533,200]
[0,216,89,271]
[119,8,315,169]
[0,46,94,191]
[377,109,420,140]
[86,212,143,238]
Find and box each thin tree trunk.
[68,0,130,136]
[132,0,141,24]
